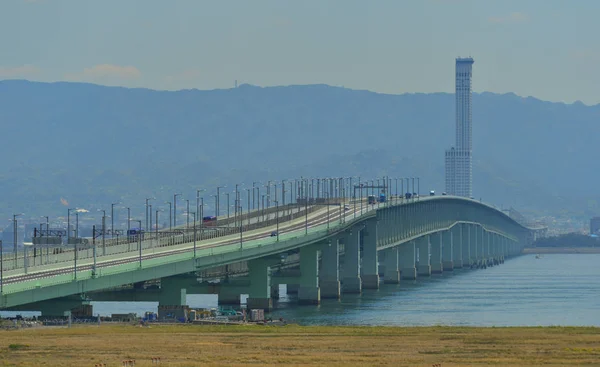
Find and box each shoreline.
[522,247,600,254]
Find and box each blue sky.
[1,0,599,104]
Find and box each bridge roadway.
[0,196,542,315]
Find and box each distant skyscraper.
[445,57,474,197]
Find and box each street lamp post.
[74,212,79,280]
[305,179,309,235]
[191,212,197,257]
[238,205,243,250]
[173,193,182,228]
[111,202,120,238]
[252,182,260,211]
[226,192,230,219]
[126,207,131,238]
[261,194,266,222]
[186,199,190,228]
[12,213,23,268]
[155,209,162,247]
[196,189,206,222]
[145,197,154,232]
[245,188,252,226]
[165,201,172,231]
[274,200,279,241]
[148,204,152,234]
[216,186,225,218]
[199,198,204,240]
[131,219,142,268]
[98,209,107,256]
[67,208,74,245]
[75,212,79,239]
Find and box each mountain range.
[0,80,598,224]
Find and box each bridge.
[0,189,545,316]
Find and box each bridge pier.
[483,229,489,268]
[159,276,188,307]
[383,247,400,284]
[416,236,431,277]
[470,225,480,268]
[430,232,443,274]
[451,225,462,269]
[297,245,320,305]
[492,234,501,266]
[320,239,341,299]
[361,219,379,289]
[246,258,273,311]
[442,230,454,271]
[341,229,362,294]
[399,241,417,280]
[459,224,470,268]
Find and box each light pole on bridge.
[130,219,143,268]
[145,197,155,232]
[111,202,120,238]
[12,213,23,268]
[173,193,182,228]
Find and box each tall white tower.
[445,57,474,198]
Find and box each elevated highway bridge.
[0,195,546,315]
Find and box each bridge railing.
[1,204,324,275]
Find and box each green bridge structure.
[0,195,546,315]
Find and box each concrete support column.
[416,235,431,277]
[451,226,462,269]
[383,247,400,284]
[399,241,417,280]
[247,258,273,311]
[361,219,379,289]
[159,277,187,306]
[479,229,487,269]
[298,245,320,305]
[342,229,361,294]
[491,234,499,265]
[430,232,443,274]
[459,224,470,268]
[442,230,454,271]
[319,239,340,299]
[469,224,478,268]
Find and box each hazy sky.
[1,0,599,104]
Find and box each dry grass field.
[0,324,598,366]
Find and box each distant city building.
[445,57,474,197]
[590,217,600,235]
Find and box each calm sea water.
[7,254,600,326]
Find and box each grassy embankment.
[0,324,599,366]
